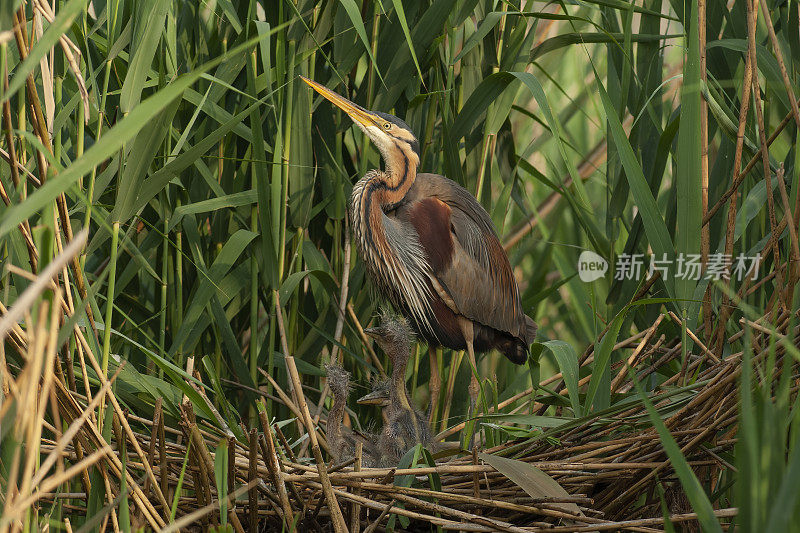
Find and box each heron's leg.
[465,338,479,410]
[428,346,441,425]
[439,349,463,433]
[458,317,480,447]
[464,339,481,448]
[457,318,478,408]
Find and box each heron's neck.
[379,141,418,207]
[389,354,425,443]
[350,142,418,263]
[390,357,412,411]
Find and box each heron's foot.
[428,372,441,425]
[468,375,480,408]
[463,376,480,449]
[463,404,476,450]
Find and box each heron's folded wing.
[412,174,529,341]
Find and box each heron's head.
[364,311,415,367]
[357,378,390,406]
[301,76,420,169]
[325,363,351,397]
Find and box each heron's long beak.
[300,76,379,129]
[357,389,389,406]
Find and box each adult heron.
[301,76,537,418]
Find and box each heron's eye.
[382,122,392,131]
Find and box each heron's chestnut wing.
[403,174,536,352]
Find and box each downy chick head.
[357,377,390,407]
[325,363,351,398]
[364,311,415,367]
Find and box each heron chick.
[325,364,380,467]
[365,314,435,465]
[357,377,391,427]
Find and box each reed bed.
[2,241,796,530]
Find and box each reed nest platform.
[4,293,797,532]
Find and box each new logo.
[578,250,608,282]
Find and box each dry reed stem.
[715,0,758,355]
[258,367,317,450]
[347,302,385,376]
[544,508,738,532]
[140,396,162,515]
[258,400,295,526]
[350,441,362,533]
[248,428,259,531]
[29,0,90,120]
[363,499,396,533]
[0,229,86,339]
[159,480,260,533]
[667,311,719,363]
[773,164,800,292]
[285,355,348,532]
[751,51,787,311]
[29,366,122,489]
[0,69,39,270]
[330,216,352,365]
[0,147,40,185]
[704,108,794,226]
[610,314,664,393]
[439,347,464,433]
[757,0,800,132]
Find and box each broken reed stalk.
[363,499,397,533]
[715,0,758,355]
[285,354,348,532]
[248,428,259,532]
[258,399,295,525]
[189,422,246,533]
[351,441,363,533]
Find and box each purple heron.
[302,76,537,418]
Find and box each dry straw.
[4,249,795,530]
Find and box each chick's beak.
[300,75,379,130]
[357,390,388,405]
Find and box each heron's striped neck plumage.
[373,137,418,207]
[350,141,436,338]
[352,138,418,237]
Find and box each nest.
[1,239,797,531]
